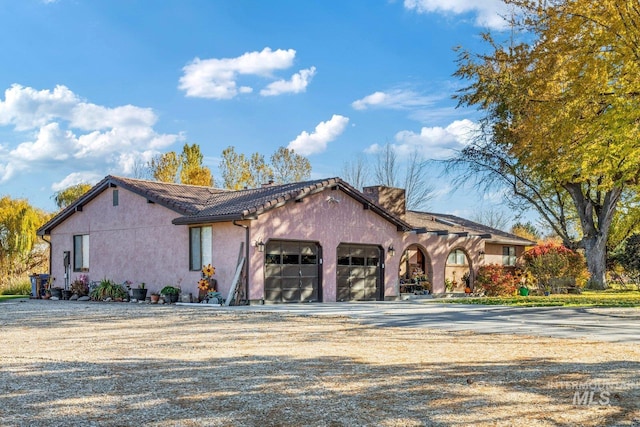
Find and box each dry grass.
[1,300,639,426]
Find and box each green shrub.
[89,279,128,300]
[0,278,31,296]
[476,264,520,296]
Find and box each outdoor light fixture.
[479,250,485,260]
[256,240,265,252]
[388,245,395,257]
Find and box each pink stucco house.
[37,176,532,303]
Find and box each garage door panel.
[281,288,301,301]
[282,265,300,277]
[336,283,351,301]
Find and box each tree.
[149,151,180,183]
[472,209,510,231]
[220,147,251,190]
[149,144,213,186]
[371,143,434,211]
[0,196,50,283]
[451,0,640,288]
[180,143,213,186]
[53,183,92,210]
[270,147,311,184]
[340,154,369,191]
[511,221,541,242]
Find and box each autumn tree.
[450,0,640,288]
[0,196,50,284]
[149,151,180,183]
[149,144,213,186]
[53,183,92,210]
[180,143,213,186]
[511,221,540,242]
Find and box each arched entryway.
[444,248,471,292]
[399,244,432,293]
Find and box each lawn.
[436,290,640,307]
[0,295,29,302]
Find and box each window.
[189,226,212,270]
[447,249,467,265]
[503,246,516,266]
[73,234,89,271]
[112,189,119,206]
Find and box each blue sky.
[0,0,519,221]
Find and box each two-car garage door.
[264,240,383,303]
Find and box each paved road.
[224,300,640,343]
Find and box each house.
[37,175,533,303]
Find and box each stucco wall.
[247,188,402,302]
[49,187,200,296]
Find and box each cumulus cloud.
[403,0,512,30]
[0,84,181,184]
[352,89,437,110]
[260,67,316,96]
[366,119,479,160]
[288,115,350,156]
[179,47,316,99]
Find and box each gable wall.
[49,186,194,295]
[248,188,399,302]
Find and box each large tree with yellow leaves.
[451,0,640,288]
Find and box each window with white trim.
[73,234,89,271]
[189,226,212,270]
[447,249,468,265]
[503,246,516,266]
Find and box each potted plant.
[160,285,180,303]
[150,292,160,304]
[131,283,148,301]
[89,278,128,301]
[51,286,63,299]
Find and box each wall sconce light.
[256,240,265,252]
[388,245,395,257]
[479,250,485,260]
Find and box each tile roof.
[405,210,535,245]
[37,175,413,235]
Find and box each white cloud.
[366,119,479,160]
[352,89,437,110]
[404,0,512,30]
[260,67,316,96]
[51,171,103,192]
[180,47,318,99]
[288,115,350,156]
[0,84,181,184]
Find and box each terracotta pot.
[150,294,160,303]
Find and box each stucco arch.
[444,247,472,292]
[398,243,433,293]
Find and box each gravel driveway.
[1,300,639,426]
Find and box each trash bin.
[29,274,49,298]
[519,286,529,296]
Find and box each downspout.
[42,234,52,276]
[232,220,250,305]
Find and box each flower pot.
[51,288,63,299]
[150,294,160,304]
[162,293,179,304]
[131,288,148,301]
[62,290,73,300]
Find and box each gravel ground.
[1,299,639,427]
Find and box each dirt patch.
[1,300,639,426]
